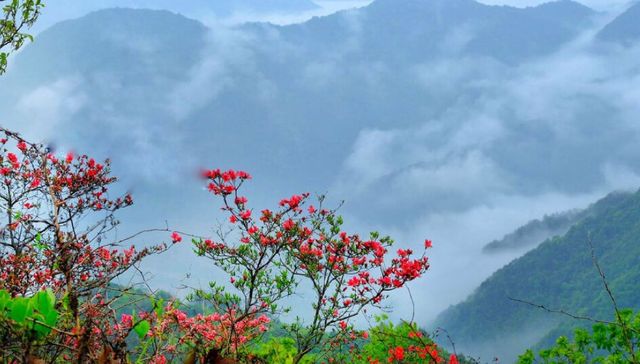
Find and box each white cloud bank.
[478,0,631,12]
[332,40,640,321]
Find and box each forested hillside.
[435,190,640,361]
[482,191,636,253]
[482,209,584,253]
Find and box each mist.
[2,1,640,348]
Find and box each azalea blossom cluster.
[197,168,433,363]
[0,130,169,362]
[384,342,458,364]
[105,302,271,363]
[165,305,270,353]
[0,128,448,364]
[344,321,461,364]
[384,344,445,363]
[0,134,164,296]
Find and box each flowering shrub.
[0,129,169,362]
[192,169,432,362]
[347,315,459,364]
[0,128,449,363]
[245,318,465,364]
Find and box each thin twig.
[434,327,458,356]
[406,284,416,324]
[586,234,638,363]
[507,296,639,334]
[509,296,616,325]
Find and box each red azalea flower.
[388,346,404,362]
[16,141,27,152]
[240,210,252,220]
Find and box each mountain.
[0,0,598,195]
[482,209,584,253]
[433,190,640,361]
[5,0,640,322]
[218,0,320,13]
[7,9,207,87]
[482,193,634,253]
[272,0,595,64]
[32,0,321,35]
[597,1,640,45]
[39,0,320,22]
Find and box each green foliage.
[357,315,427,362]
[0,289,59,340]
[250,337,317,364]
[0,0,44,73]
[349,315,456,364]
[518,309,640,363]
[133,319,151,339]
[247,316,470,364]
[435,191,640,356]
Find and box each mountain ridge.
[597,1,640,44]
[482,209,584,253]
[258,0,596,66]
[433,190,640,361]
[482,192,633,253]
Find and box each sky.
[478,0,631,11]
[31,0,632,34]
[32,0,374,32]
[4,0,640,331]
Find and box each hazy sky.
[479,0,631,11]
[32,0,374,32]
[32,0,633,33]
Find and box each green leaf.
[9,297,30,324]
[43,309,58,327]
[34,290,55,315]
[153,298,165,318]
[32,316,52,337]
[134,320,151,339]
[33,232,46,250]
[0,290,9,312]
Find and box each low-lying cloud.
[331,40,640,322]
[478,0,631,12]
[2,0,640,338]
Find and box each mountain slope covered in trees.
[482,209,584,253]
[481,191,638,253]
[434,190,640,361]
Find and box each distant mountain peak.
[597,1,640,45]
[367,0,480,11]
[482,208,586,254]
[532,0,592,9]
[526,0,595,20]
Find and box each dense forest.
[436,191,640,360]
